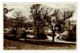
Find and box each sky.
[3,2,77,20]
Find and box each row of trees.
[4,4,27,38]
[30,4,74,42]
[4,4,75,42]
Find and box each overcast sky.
[4,2,77,20]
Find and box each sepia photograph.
[3,2,77,50]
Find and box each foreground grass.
[4,39,76,50]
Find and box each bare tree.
[62,10,74,21]
[62,10,74,29]
[30,4,47,39]
[13,11,26,38]
[53,9,74,41]
[3,4,14,28]
[13,11,26,28]
[41,7,56,42]
[61,10,74,41]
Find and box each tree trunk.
[52,29,55,43]
[15,28,17,38]
[50,25,55,43]
[36,26,40,39]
